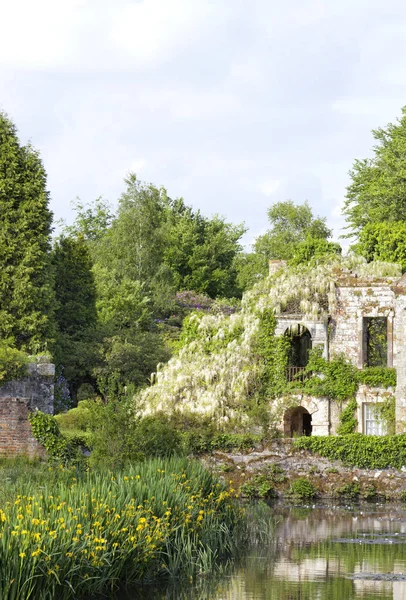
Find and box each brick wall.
[0,361,54,457]
[0,397,45,458]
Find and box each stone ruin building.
[270,260,406,438]
[0,359,54,457]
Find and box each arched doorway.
[284,406,312,437]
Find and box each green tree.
[254,200,332,263]
[64,197,114,243]
[234,252,269,292]
[290,237,342,266]
[52,236,97,336]
[343,107,406,237]
[91,174,245,302]
[356,222,406,271]
[0,112,55,351]
[52,235,99,402]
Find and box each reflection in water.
[122,503,406,600]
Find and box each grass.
[0,457,245,599]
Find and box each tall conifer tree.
[0,113,55,351]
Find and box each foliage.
[96,330,170,399]
[286,477,318,500]
[240,477,277,499]
[63,196,114,242]
[240,464,286,499]
[294,434,406,469]
[356,222,406,271]
[52,235,99,400]
[357,367,396,388]
[0,458,243,599]
[52,236,97,336]
[337,399,358,435]
[28,411,81,464]
[54,400,94,432]
[93,265,151,330]
[343,106,406,238]
[234,251,268,292]
[299,348,359,407]
[91,174,245,304]
[0,341,28,383]
[183,431,263,454]
[371,395,396,435]
[335,481,360,500]
[0,113,55,352]
[290,237,342,266]
[255,309,290,399]
[254,200,332,262]
[140,256,400,425]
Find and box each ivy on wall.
[255,326,397,434]
[29,411,83,465]
[294,433,406,469]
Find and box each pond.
[127,502,406,600]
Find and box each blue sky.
[1,0,406,247]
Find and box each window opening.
[285,324,312,382]
[363,317,387,367]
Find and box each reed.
[0,457,244,599]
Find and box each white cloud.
[259,180,281,197]
[0,0,85,69]
[109,0,213,67]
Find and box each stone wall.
[330,279,395,368]
[0,362,54,457]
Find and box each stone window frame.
[357,311,394,369]
[363,402,387,436]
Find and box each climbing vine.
[138,255,400,426]
[29,411,83,464]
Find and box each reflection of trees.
[121,505,406,600]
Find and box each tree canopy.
[254,200,332,262]
[343,107,406,237]
[0,113,55,352]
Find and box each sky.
[1,0,406,248]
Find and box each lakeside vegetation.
[0,457,244,599]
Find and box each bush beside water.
[0,457,243,599]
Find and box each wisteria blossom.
[136,256,401,424]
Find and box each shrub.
[336,482,360,500]
[286,478,318,500]
[28,411,83,465]
[240,475,277,499]
[294,434,406,470]
[0,341,28,383]
[55,400,94,432]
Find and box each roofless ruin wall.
[0,362,54,458]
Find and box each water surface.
[127,503,406,600]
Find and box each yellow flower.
[32,549,41,558]
[19,552,26,558]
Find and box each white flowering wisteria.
[136,256,401,423]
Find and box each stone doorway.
[284,406,312,437]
